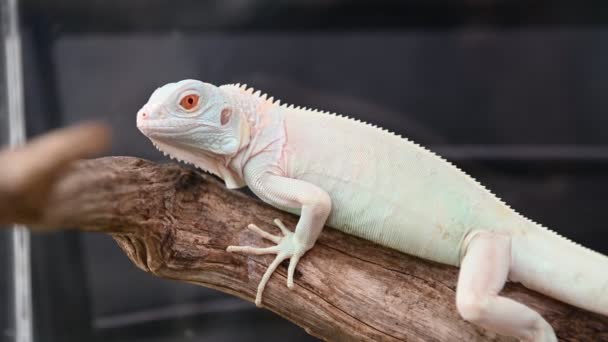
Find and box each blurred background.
[2,0,608,341]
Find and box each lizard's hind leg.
[456,231,557,342]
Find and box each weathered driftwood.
[12,156,603,342]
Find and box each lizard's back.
[280,106,524,266]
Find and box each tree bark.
[20,157,608,341]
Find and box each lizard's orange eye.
[179,94,199,110]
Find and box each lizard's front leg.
[227,171,331,306]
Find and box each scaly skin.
[137,79,608,342]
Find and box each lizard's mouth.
[137,120,201,138]
[136,107,203,138]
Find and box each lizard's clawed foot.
[226,219,307,307]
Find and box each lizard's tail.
[510,223,608,316]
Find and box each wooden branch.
[18,157,608,341]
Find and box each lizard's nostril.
[141,112,147,118]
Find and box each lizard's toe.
[226,245,279,255]
[246,223,282,243]
[287,253,303,289]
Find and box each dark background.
[4,0,608,341]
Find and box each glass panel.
[0,0,14,341]
[1,0,31,341]
[0,0,15,338]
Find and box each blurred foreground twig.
[0,122,109,226]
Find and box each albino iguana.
[136,79,608,342]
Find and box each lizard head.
[137,79,249,189]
